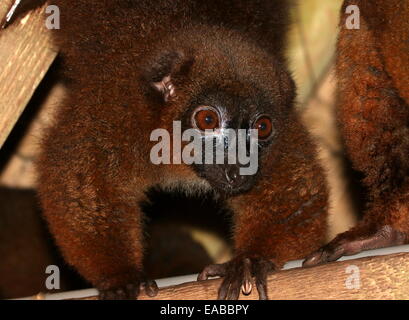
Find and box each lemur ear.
[146,50,194,102]
[151,75,176,102]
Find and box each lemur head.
[142,26,295,196]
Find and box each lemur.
[304,0,409,266]
[5,0,329,299]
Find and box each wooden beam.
[75,252,409,300]
[0,0,56,149]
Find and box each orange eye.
[253,116,273,139]
[193,107,220,131]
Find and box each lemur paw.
[198,256,275,300]
[98,279,158,300]
[303,225,406,267]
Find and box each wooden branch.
[0,0,56,149]
[76,252,409,300]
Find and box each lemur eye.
[192,106,220,131]
[253,116,273,139]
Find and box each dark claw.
[255,278,268,300]
[217,273,232,300]
[99,284,139,300]
[199,256,276,300]
[98,278,158,300]
[303,225,407,267]
[197,262,228,281]
[302,248,326,267]
[253,259,272,300]
[144,279,159,297]
[226,277,241,300]
[303,245,346,267]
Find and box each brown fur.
[0,187,88,298]
[37,0,328,299]
[304,0,409,266]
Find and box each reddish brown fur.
[336,0,409,235]
[230,116,327,262]
[37,0,328,299]
[304,0,409,266]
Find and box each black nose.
[224,166,245,188]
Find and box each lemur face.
[181,88,277,195]
[144,29,295,196]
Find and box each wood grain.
[0,0,56,149]
[78,253,409,300]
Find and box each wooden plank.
[0,0,56,149]
[74,252,409,300]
